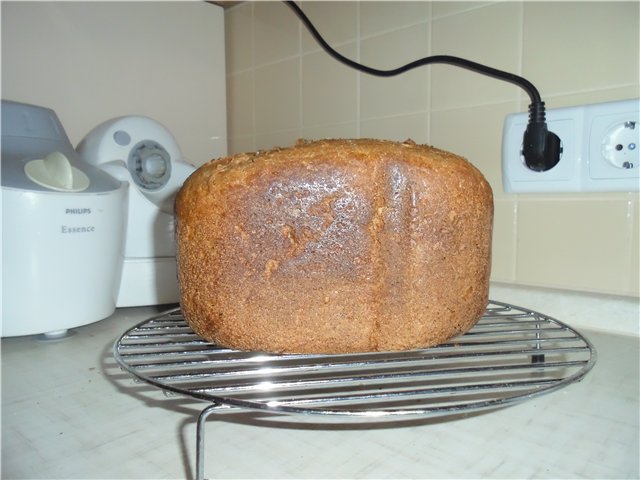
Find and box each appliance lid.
[1,100,123,193]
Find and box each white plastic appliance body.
[1,100,127,337]
[77,116,195,307]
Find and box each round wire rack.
[113,300,596,418]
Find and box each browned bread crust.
[175,139,493,353]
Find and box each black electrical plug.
[522,102,562,172]
[285,1,564,173]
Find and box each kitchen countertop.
[2,284,638,479]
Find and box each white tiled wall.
[2,2,227,165]
[225,1,640,297]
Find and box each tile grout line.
[356,2,361,138]
[513,0,526,285]
[250,1,256,152]
[298,3,303,139]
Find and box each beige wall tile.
[430,102,519,196]
[227,71,254,137]
[359,1,429,37]
[523,2,640,97]
[302,122,359,141]
[491,198,518,282]
[225,3,253,74]
[431,2,522,109]
[360,69,430,120]
[3,1,227,166]
[255,129,301,152]
[302,44,358,128]
[629,194,639,296]
[359,21,430,69]
[228,135,255,156]
[360,112,428,144]
[431,2,493,19]
[299,1,359,53]
[516,196,633,295]
[540,86,640,111]
[254,58,300,134]
[253,1,299,66]
[360,23,429,119]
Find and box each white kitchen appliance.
[1,100,128,337]
[77,116,195,307]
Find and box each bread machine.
[1,100,128,337]
[77,115,195,307]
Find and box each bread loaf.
[175,139,493,354]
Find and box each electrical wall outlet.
[502,98,639,193]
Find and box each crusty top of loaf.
[178,138,489,198]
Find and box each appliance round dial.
[128,140,172,190]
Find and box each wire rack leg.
[531,312,546,364]
[196,403,222,480]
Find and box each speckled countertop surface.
[2,283,638,479]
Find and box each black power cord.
[284,1,561,172]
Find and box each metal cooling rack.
[113,300,596,479]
